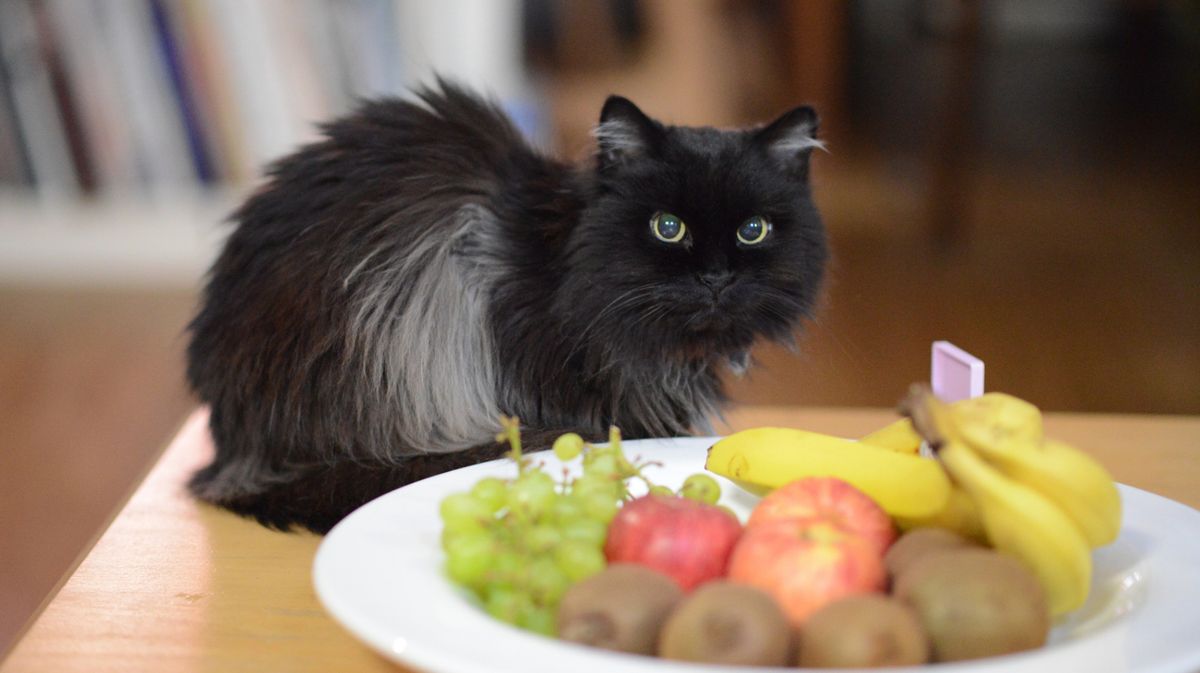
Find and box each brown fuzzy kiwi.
[884,527,978,581]
[797,594,930,668]
[894,548,1050,662]
[557,564,683,655]
[657,582,793,666]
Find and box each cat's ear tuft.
[754,106,823,178]
[594,96,661,169]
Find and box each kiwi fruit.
[894,548,1050,662]
[657,582,792,666]
[797,594,929,668]
[556,564,683,655]
[884,527,977,581]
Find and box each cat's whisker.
[559,283,660,372]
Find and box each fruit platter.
[313,387,1200,672]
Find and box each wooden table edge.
[0,410,193,667]
[3,406,1196,672]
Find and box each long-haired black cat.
[187,80,827,533]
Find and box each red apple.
[604,494,743,591]
[728,518,886,627]
[748,477,896,555]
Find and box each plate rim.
[313,437,1200,673]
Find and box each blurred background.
[1,0,1197,659]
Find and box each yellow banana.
[949,392,1044,445]
[927,390,1122,549]
[904,387,1094,615]
[705,427,951,519]
[958,432,1122,548]
[938,440,1092,617]
[893,484,988,544]
[860,418,922,454]
[859,393,1038,455]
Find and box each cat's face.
[557,98,828,369]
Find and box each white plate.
[313,437,1200,673]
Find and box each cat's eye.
[650,211,687,243]
[737,215,771,245]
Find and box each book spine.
[0,0,80,197]
[149,0,216,185]
[205,0,295,177]
[30,0,97,193]
[297,0,353,115]
[175,0,251,185]
[45,0,139,194]
[261,0,331,147]
[99,0,195,191]
[0,39,35,188]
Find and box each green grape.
[552,433,584,461]
[679,473,722,505]
[560,517,607,547]
[583,452,619,478]
[444,531,492,588]
[441,520,493,552]
[484,586,533,624]
[507,471,557,517]
[555,540,606,582]
[488,549,525,587]
[441,520,485,550]
[648,484,674,497]
[440,492,491,533]
[469,477,508,513]
[548,495,585,524]
[578,489,619,524]
[439,419,681,636]
[571,473,618,499]
[527,557,570,604]
[526,523,563,553]
[519,606,557,636]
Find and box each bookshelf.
[0,0,532,287]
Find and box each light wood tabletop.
[3,407,1198,673]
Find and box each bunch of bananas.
[705,388,1122,617]
[903,387,1121,616]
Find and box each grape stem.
[496,415,526,474]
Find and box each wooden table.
[3,407,1198,673]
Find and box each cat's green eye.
[650,211,687,243]
[737,215,771,245]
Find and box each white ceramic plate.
[313,437,1200,673]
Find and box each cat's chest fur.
[446,201,725,443]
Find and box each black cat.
[186,80,827,533]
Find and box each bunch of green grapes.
[438,416,721,635]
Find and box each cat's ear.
[754,106,823,179]
[595,96,662,169]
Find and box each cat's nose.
[697,271,733,293]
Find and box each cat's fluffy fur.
[187,81,827,533]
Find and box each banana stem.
[899,384,946,451]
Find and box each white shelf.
[0,191,238,289]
